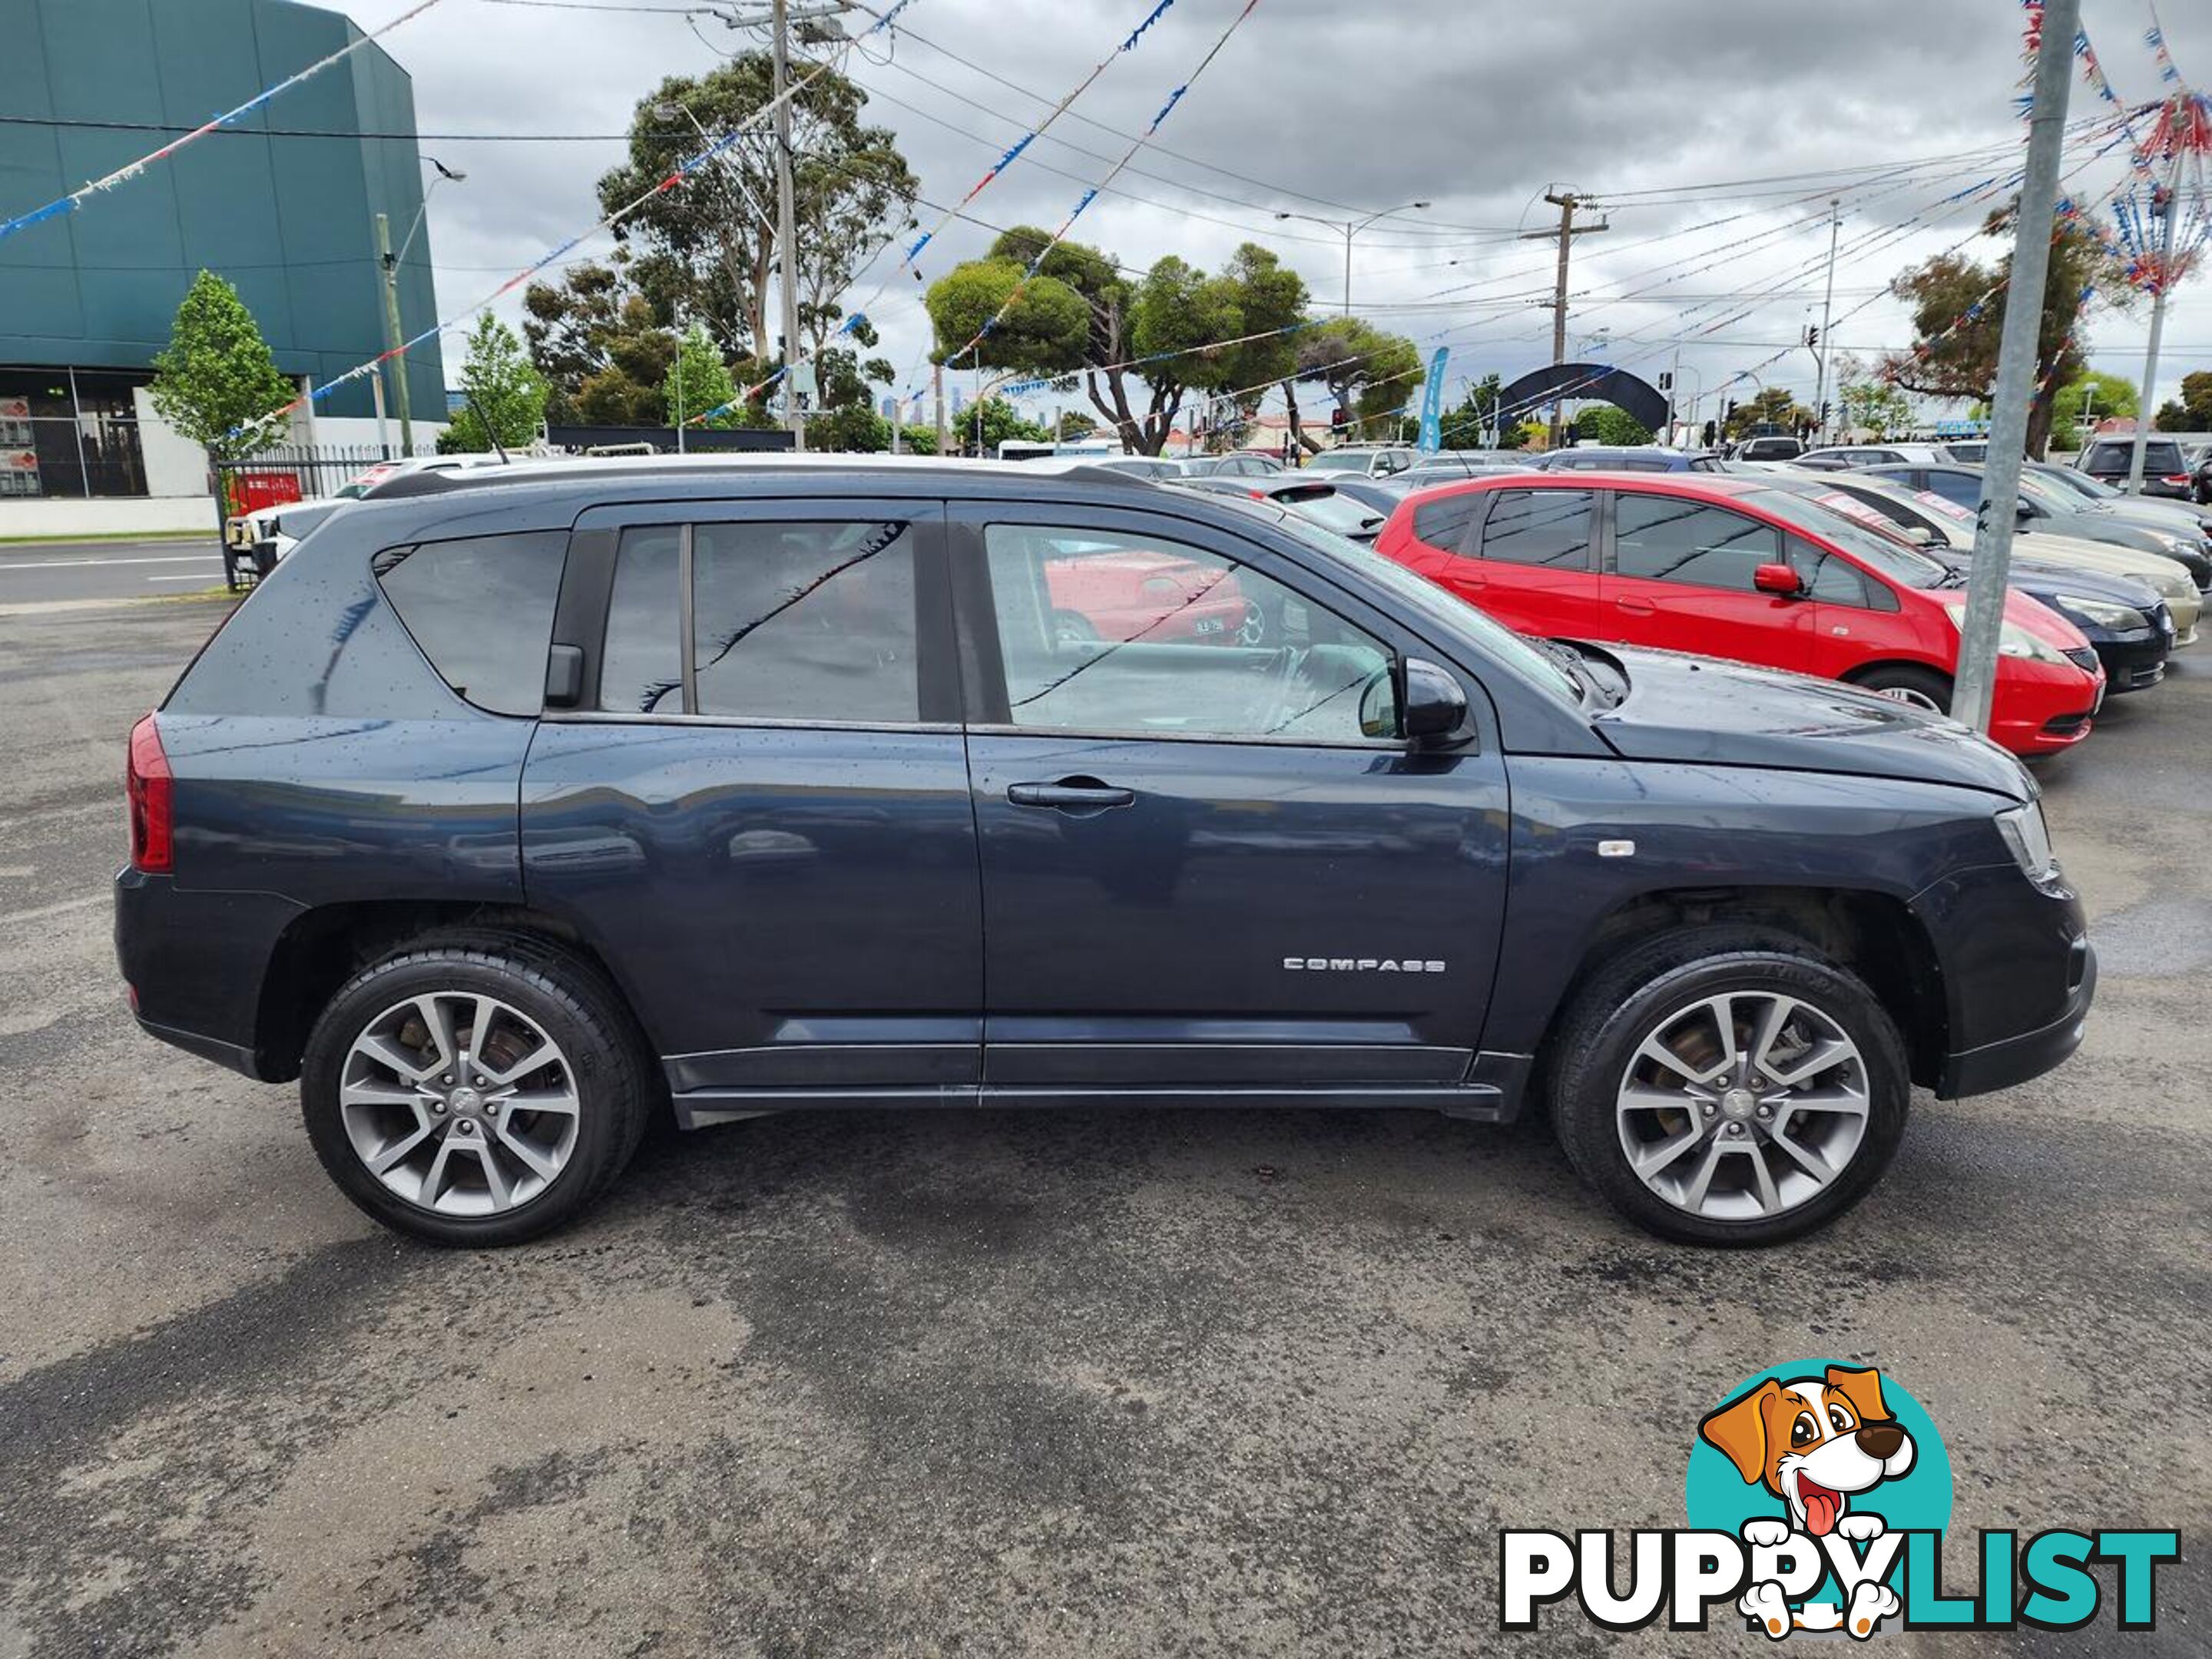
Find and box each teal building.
[0,0,443,498]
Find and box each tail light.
[126,714,173,873]
[2162,474,2191,487]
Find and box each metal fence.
[210,445,433,590]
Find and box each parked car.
[118,455,2092,1249]
[1937,441,1988,463]
[2194,442,2212,506]
[2073,435,2196,498]
[1535,446,1724,473]
[1302,444,1416,478]
[1734,435,1804,462]
[1866,463,2212,592]
[1798,443,1957,469]
[1402,450,1526,477]
[224,455,508,580]
[1752,474,2174,693]
[1324,476,1424,521]
[1180,453,1284,479]
[2026,460,2212,541]
[1180,476,1389,542]
[1091,455,1187,480]
[1374,472,2104,754]
[1773,468,2200,644]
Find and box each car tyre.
[1849,663,1952,715]
[1548,927,1909,1247]
[301,930,654,1247]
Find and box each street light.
[376,155,465,455]
[1274,200,1432,316]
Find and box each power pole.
[1954,0,2079,733]
[374,211,412,453]
[1520,188,1608,446]
[2127,146,2186,492]
[1810,199,1840,445]
[770,0,806,452]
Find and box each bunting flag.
[923,0,1265,390]
[892,0,1181,278]
[0,0,448,243]
[230,0,918,442]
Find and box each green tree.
[147,270,295,455]
[1881,206,2127,458]
[525,256,684,426]
[899,421,942,455]
[664,322,741,430]
[1723,386,1816,441]
[2151,370,2212,432]
[439,313,548,453]
[1055,409,1099,441]
[1831,353,1915,440]
[926,233,1312,456]
[2048,369,2136,439]
[956,396,1052,457]
[1286,317,1422,449]
[601,58,916,359]
[1572,403,1653,446]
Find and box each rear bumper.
[115,869,301,1082]
[1939,937,2096,1098]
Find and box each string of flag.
[920,0,1267,396]
[0,0,449,243]
[230,0,919,442]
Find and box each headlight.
[2050,592,2147,630]
[1942,601,2068,664]
[1995,801,2058,881]
[2147,568,2193,600]
[2151,531,2197,557]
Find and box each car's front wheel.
[1548,928,1909,1246]
[301,932,653,1247]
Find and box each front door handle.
[1614,596,1657,617]
[1006,777,1135,811]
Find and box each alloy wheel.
[1873,685,1944,713]
[338,992,580,1217]
[1614,990,1871,1222]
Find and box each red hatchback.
[1374,472,2105,755]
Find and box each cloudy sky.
[354,0,2212,429]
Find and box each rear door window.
[1411,492,1483,554]
[594,517,921,724]
[1477,488,1595,568]
[376,531,567,716]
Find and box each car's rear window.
[375,531,567,716]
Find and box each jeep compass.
[116,459,2095,1247]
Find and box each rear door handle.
[1006,778,1135,811]
[1614,596,1656,617]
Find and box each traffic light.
[1657,371,1673,391]
[1701,419,1718,448]
[1805,325,1820,348]
[1724,398,1737,419]
[1330,405,1349,432]
[1820,400,1831,426]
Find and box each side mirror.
[1900,525,1939,547]
[2016,499,2036,523]
[1400,657,1468,743]
[1753,562,1806,597]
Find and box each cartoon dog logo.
[1700,1364,1916,1638]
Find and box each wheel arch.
[252,899,654,1083]
[1544,885,1949,1090]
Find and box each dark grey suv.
[117,459,2094,1248]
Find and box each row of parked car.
[1144,445,2212,757]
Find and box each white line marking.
[145,573,223,583]
[0,555,220,572]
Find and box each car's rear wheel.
[301,932,652,1247]
[1548,928,1909,1246]
[1850,663,1952,714]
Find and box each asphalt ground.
[0,594,2204,1657]
[0,538,230,606]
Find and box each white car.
[224,455,504,574]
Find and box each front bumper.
[2092,624,2172,694]
[1939,936,2095,1098]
